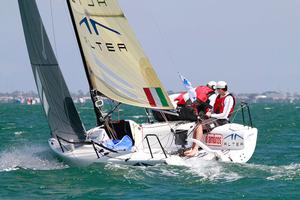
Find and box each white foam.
[81,156,300,183]
[184,158,243,182]
[0,145,67,172]
[1,126,16,130]
[106,160,241,183]
[264,107,273,110]
[14,131,24,135]
[244,163,300,180]
[104,163,146,181]
[132,115,145,119]
[79,107,94,110]
[159,168,181,177]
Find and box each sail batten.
[68,0,174,110]
[18,0,86,141]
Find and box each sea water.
[0,103,299,199]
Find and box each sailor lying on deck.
[184,81,236,157]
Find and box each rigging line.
[160,112,173,147]
[40,18,47,60]
[185,104,247,137]
[144,124,178,149]
[146,5,177,75]
[62,0,77,37]
[158,107,173,130]
[141,112,175,149]
[196,105,245,127]
[230,103,252,123]
[50,0,58,56]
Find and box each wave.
[0,145,67,172]
[182,161,300,182]
[264,107,273,110]
[14,131,24,135]
[104,159,242,183]
[182,158,242,182]
[242,163,300,180]
[1,144,297,182]
[131,115,146,119]
[78,107,94,110]
[103,159,300,184]
[1,126,16,130]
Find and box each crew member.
[184,81,236,157]
[206,81,217,109]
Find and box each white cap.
[216,81,227,89]
[207,81,217,89]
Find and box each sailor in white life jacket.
[184,81,236,157]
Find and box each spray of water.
[104,158,300,183]
[242,163,300,180]
[0,145,67,172]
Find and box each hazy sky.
[1,0,300,93]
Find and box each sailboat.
[18,0,257,166]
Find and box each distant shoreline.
[0,90,299,104]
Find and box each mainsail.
[18,0,86,141]
[67,0,174,110]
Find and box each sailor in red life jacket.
[174,81,216,108]
[184,81,236,157]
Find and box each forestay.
[67,0,173,110]
[18,0,86,141]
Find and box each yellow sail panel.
[70,0,123,16]
[69,0,173,109]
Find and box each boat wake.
[241,163,300,180]
[0,145,67,172]
[104,160,242,183]
[103,159,300,183]
[184,160,300,182]
[184,158,242,182]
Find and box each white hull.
[49,120,257,166]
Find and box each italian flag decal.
[143,87,169,107]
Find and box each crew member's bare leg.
[184,124,204,157]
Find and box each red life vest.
[213,93,236,118]
[174,86,214,105]
[174,91,187,105]
[195,86,214,102]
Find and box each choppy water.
[0,103,299,199]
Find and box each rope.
[146,6,177,72]
[62,0,78,43]
[157,111,177,150]
[104,119,118,140]
[195,104,247,127]
[49,0,58,55]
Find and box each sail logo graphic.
[80,17,121,36]
[79,17,127,52]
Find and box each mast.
[66,0,104,125]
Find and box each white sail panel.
[68,0,173,109]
